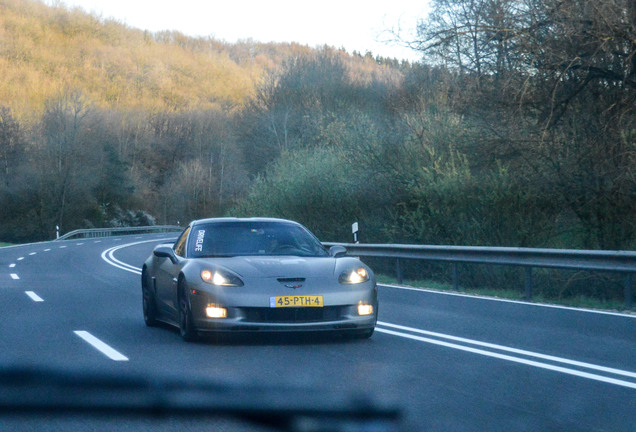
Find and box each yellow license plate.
[270,295,323,308]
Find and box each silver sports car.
[141,218,378,341]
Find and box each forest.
[1,0,635,300]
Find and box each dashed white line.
[25,291,44,302]
[44,248,51,252]
[10,273,19,280]
[9,264,15,268]
[29,252,36,256]
[17,257,24,261]
[59,246,67,249]
[73,331,128,361]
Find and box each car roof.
[189,217,300,227]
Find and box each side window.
[174,227,191,257]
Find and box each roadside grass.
[0,242,12,247]
[376,274,632,314]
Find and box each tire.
[178,280,198,342]
[142,269,158,327]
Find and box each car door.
[154,226,190,320]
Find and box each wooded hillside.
[0,0,316,116]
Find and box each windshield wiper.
[0,366,401,432]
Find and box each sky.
[55,0,430,62]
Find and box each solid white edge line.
[73,331,128,361]
[100,238,174,275]
[10,273,19,280]
[374,327,636,390]
[105,247,141,274]
[378,283,636,319]
[25,291,44,302]
[377,321,636,379]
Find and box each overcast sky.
[54,0,430,62]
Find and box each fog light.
[357,304,373,316]
[206,306,227,318]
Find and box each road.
[1,235,635,431]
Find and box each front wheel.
[178,282,198,342]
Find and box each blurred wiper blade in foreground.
[0,366,401,432]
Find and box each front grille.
[244,307,344,323]
[277,277,305,283]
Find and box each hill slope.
[0,0,316,118]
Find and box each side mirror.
[329,245,347,258]
[154,245,178,264]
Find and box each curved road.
[1,235,635,431]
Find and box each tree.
[409,0,636,249]
[0,106,24,188]
[237,48,368,175]
[33,91,101,234]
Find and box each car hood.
[209,256,337,279]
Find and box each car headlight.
[339,267,369,284]
[201,270,243,286]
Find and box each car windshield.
[188,221,329,258]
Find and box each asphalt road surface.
[1,235,635,431]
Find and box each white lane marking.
[375,327,636,390]
[378,321,636,380]
[44,248,51,252]
[9,264,15,268]
[77,243,84,246]
[59,246,67,249]
[10,273,19,280]
[101,246,142,274]
[17,257,24,261]
[73,331,128,361]
[379,284,636,319]
[94,240,102,243]
[100,238,173,275]
[25,291,44,302]
[29,252,36,256]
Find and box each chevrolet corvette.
[141,218,378,341]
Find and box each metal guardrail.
[324,242,636,308]
[57,225,182,240]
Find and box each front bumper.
[189,290,377,333]
[192,304,377,333]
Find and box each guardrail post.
[625,273,633,309]
[452,263,459,291]
[524,267,533,301]
[396,259,403,285]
